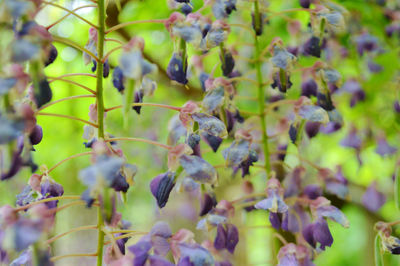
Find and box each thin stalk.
[42,1,98,29]
[102,45,123,63]
[48,73,97,79]
[36,95,95,112]
[105,137,172,150]
[14,196,82,212]
[52,35,99,62]
[48,77,97,94]
[47,225,98,244]
[37,113,98,128]
[46,5,97,30]
[180,38,187,71]
[105,102,182,112]
[96,0,106,264]
[50,253,97,262]
[48,151,93,173]
[105,19,167,34]
[253,9,271,174]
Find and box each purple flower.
[199,193,217,216]
[112,66,125,93]
[177,243,215,265]
[269,212,282,230]
[375,138,397,157]
[129,239,152,266]
[302,218,333,250]
[150,172,176,208]
[356,33,379,56]
[213,223,239,253]
[340,128,362,150]
[317,92,335,111]
[301,79,318,98]
[303,185,323,200]
[367,60,383,73]
[319,122,342,134]
[40,179,64,209]
[202,133,223,152]
[325,167,348,200]
[362,182,386,212]
[181,4,193,16]
[305,122,320,139]
[167,53,188,84]
[255,178,288,213]
[180,155,217,184]
[303,36,321,58]
[212,0,236,19]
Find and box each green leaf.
[375,234,384,266]
[395,167,400,210]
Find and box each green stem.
[180,38,187,72]
[96,0,106,265]
[253,21,271,174]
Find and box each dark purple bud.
[202,133,223,152]
[305,121,320,139]
[181,4,193,16]
[303,36,321,58]
[111,172,130,192]
[199,193,217,216]
[301,79,318,98]
[44,44,58,67]
[288,123,298,144]
[103,59,110,78]
[150,172,175,208]
[317,92,334,111]
[214,224,227,250]
[303,185,323,200]
[29,125,43,145]
[112,66,125,93]
[34,79,52,108]
[226,224,239,253]
[299,0,311,8]
[133,91,144,114]
[91,60,97,72]
[394,101,400,113]
[221,50,235,77]
[362,182,386,212]
[269,212,282,230]
[167,53,188,85]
